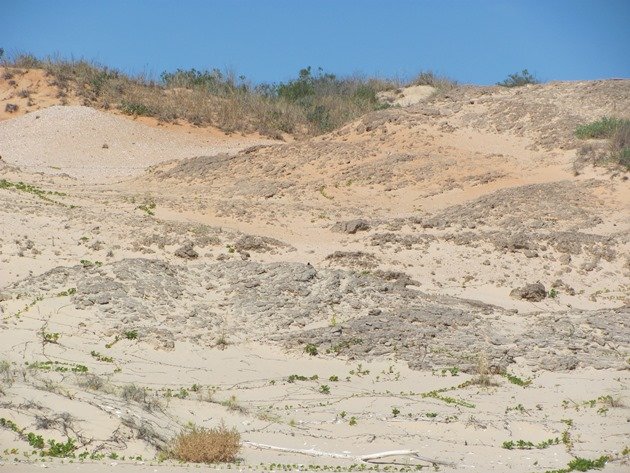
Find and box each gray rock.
[174,242,198,259]
[510,282,547,302]
[332,219,370,234]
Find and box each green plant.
[548,288,558,298]
[42,331,60,344]
[412,70,458,90]
[328,375,339,382]
[80,259,102,268]
[502,437,560,450]
[56,288,76,297]
[0,361,14,386]
[575,118,630,170]
[136,202,156,216]
[543,455,609,473]
[502,372,532,387]
[391,407,400,417]
[221,395,247,414]
[505,404,526,414]
[304,344,318,356]
[0,179,67,206]
[90,351,113,363]
[124,330,138,340]
[497,69,540,87]
[121,384,148,403]
[349,416,357,426]
[287,374,309,383]
[575,117,628,139]
[27,432,45,449]
[441,367,460,377]
[319,385,330,395]
[120,101,154,116]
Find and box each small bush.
[120,101,154,117]
[121,384,148,403]
[412,70,457,90]
[575,117,628,139]
[304,344,318,356]
[610,120,630,169]
[497,69,540,87]
[0,360,13,386]
[575,117,630,170]
[170,422,240,463]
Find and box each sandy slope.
[0,78,629,472]
[0,105,275,182]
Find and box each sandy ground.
[0,76,629,472]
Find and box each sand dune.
[0,78,628,472]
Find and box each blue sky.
[2,0,629,84]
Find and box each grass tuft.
[575,117,630,170]
[2,54,443,138]
[575,117,628,139]
[169,421,240,463]
[497,69,540,87]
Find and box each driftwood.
[243,442,456,467]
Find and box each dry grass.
[574,117,630,171]
[1,54,427,138]
[170,421,240,463]
[470,353,499,387]
[610,120,630,169]
[412,70,458,90]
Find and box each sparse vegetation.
[90,351,114,363]
[304,343,318,356]
[0,360,14,385]
[319,384,330,394]
[1,54,407,137]
[221,395,248,414]
[121,384,149,404]
[123,330,138,340]
[0,418,77,458]
[575,117,628,139]
[169,421,240,463]
[497,69,540,87]
[27,360,87,373]
[543,455,609,473]
[502,437,560,450]
[502,372,532,387]
[0,179,67,205]
[41,331,60,344]
[136,201,156,216]
[575,117,630,170]
[412,70,458,90]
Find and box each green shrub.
[575,117,628,139]
[611,120,630,169]
[120,101,154,117]
[413,70,458,89]
[575,117,630,170]
[497,69,540,87]
[304,344,318,356]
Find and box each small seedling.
[304,344,318,356]
[124,330,138,340]
[42,332,60,344]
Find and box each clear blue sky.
[2,0,629,84]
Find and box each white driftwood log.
[243,442,456,467]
